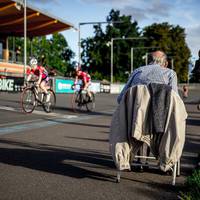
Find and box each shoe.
[138,165,144,172]
[133,164,144,172]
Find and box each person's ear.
[164,60,168,68]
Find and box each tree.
[9,33,75,75]
[143,23,191,83]
[81,9,142,82]
[32,33,74,74]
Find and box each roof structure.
[0,0,75,37]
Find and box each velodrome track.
[0,91,199,200]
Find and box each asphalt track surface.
[0,90,199,200]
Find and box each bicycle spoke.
[21,88,36,113]
[71,92,83,112]
[43,89,56,113]
[86,92,95,112]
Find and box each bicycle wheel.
[21,88,36,113]
[43,89,56,113]
[71,91,83,112]
[86,92,95,112]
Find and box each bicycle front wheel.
[71,92,83,112]
[21,88,36,113]
[43,89,56,113]
[86,92,95,112]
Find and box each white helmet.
[29,57,37,67]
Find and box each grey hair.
[152,53,167,67]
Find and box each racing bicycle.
[21,81,56,113]
[71,84,95,112]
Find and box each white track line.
[0,105,78,119]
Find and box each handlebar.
[71,83,84,91]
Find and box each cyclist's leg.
[85,82,92,98]
[40,78,50,102]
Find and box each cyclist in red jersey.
[26,58,50,101]
[74,65,92,98]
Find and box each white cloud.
[120,1,171,22]
[29,0,60,5]
[80,0,171,22]
[186,25,200,59]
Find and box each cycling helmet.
[29,57,38,67]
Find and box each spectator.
[191,50,200,82]
[117,50,178,103]
[117,50,179,171]
[183,85,189,98]
[49,68,57,76]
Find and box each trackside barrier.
[110,84,125,94]
[110,83,200,94]
[1,75,200,94]
[100,83,110,93]
[54,77,101,94]
[0,76,24,92]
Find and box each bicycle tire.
[43,89,56,113]
[86,92,95,112]
[71,91,83,112]
[21,88,36,113]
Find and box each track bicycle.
[21,81,56,113]
[71,84,95,112]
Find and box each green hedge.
[180,169,200,200]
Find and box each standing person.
[117,50,178,103]
[26,57,50,102]
[191,50,200,82]
[74,65,92,98]
[117,50,179,171]
[182,85,189,98]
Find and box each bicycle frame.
[26,83,45,105]
[21,80,56,114]
[71,83,95,112]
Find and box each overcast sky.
[29,0,200,63]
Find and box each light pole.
[131,47,159,73]
[23,0,27,80]
[78,21,122,65]
[110,37,147,84]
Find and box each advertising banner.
[0,76,24,92]
[55,78,101,94]
[55,79,74,93]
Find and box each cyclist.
[26,57,50,102]
[74,65,92,99]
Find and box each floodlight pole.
[78,23,81,65]
[78,21,122,65]
[171,58,174,71]
[131,47,160,73]
[110,37,147,84]
[23,0,27,81]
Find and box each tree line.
[10,9,196,83]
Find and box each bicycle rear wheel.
[21,88,36,113]
[71,92,83,112]
[43,89,56,113]
[86,92,95,112]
